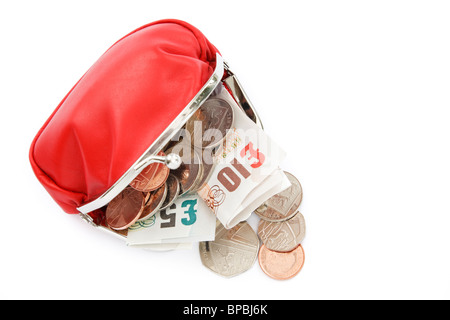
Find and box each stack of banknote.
[97,84,306,278]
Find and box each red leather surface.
[29,19,219,214]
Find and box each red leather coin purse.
[29,19,262,227]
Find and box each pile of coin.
[103,151,170,232]
[96,95,307,280]
[255,172,306,280]
[103,147,210,233]
[101,98,235,233]
[199,172,306,280]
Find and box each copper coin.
[255,171,303,222]
[258,244,305,280]
[129,151,170,192]
[165,143,202,195]
[105,187,145,230]
[160,174,180,210]
[138,182,167,221]
[185,98,234,149]
[257,212,306,252]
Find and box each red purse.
[29,19,261,226]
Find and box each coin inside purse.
[83,62,264,240]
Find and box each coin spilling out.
[258,244,305,280]
[255,171,303,222]
[94,98,308,281]
[257,211,306,252]
[199,221,259,277]
[185,98,234,149]
[138,182,167,221]
[160,174,180,210]
[105,187,145,230]
[130,151,170,192]
[165,143,202,195]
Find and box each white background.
[1,1,449,300]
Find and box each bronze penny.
[105,187,145,230]
[160,174,180,210]
[255,171,303,222]
[165,143,202,195]
[138,182,167,221]
[97,211,129,237]
[185,98,234,149]
[257,212,306,252]
[129,151,170,192]
[258,244,305,280]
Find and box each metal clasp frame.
[78,55,264,229]
[223,61,264,130]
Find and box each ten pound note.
[197,85,291,229]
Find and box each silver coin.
[191,148,216,192]
[199,221,259,278]
[185,98,234,149]
[254,171,303,222]
[257,211,306,252]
